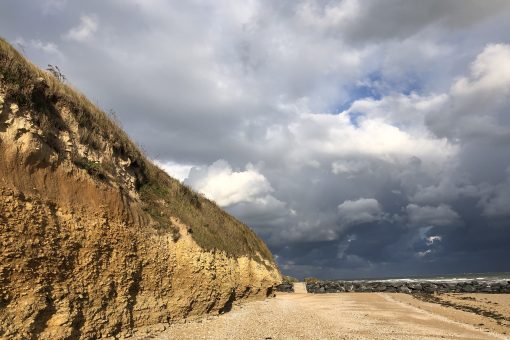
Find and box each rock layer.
[275,283,294,293]
[0,187,279,338]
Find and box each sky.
[2,0,510,279]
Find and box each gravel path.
[292,282,307,294]
[150,293,508,340]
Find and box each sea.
[342,272,510,283]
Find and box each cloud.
[227,194,289,231]
[63,15,98,42]
[184,160,273,207]
[183,160,291,233]
[337,198,384,227]
[407,204,461,227]
[2,0,510,279]
[480,168,510,218]
[30,40,64,59]
[41,0,67,13]
[154,160,193,182]
[426,235,442,246]
[426,43,510,141]
[13,37,64,60]
[337,234,357,259]
[297,0,510,43]
[417,249,432,258]
[454,44,510,93]
[331,159,367,175]
[346,92,448,129]
[285,111,456,170]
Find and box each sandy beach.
[144,293,509,340]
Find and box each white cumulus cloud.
[63,15,98,42]
[154,160,193,182]
[426,43,510,140]
[185,159,273,207]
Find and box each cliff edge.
[0,38,281,339]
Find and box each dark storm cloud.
[1,0,510,279]
[296,0,510,43]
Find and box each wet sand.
[144,293,509,340]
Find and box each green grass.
[0,37,275,264]
[138,170,274,261]
[73,157,108,181]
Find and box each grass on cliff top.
[0,37,275,264]
[139,172,274,262]
[282,275,299,284]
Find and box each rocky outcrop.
[0,187,279,338]
[306,280,510,294]
[0,39,281,339]
[274,283,294,293]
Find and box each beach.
[142,293,509,340]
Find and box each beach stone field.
[276,280,510,294]
[275,283,295,292]
[292,280,510,294]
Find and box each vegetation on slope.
[282,275,299,284]
[0,37,274,263]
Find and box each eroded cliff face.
[0,72,281,338]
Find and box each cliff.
[0,38,281,339]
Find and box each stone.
[461,285,475,292]
[399,286,412,294]
[302,279,510,295]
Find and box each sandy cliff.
[0,39,281,339]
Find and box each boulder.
[462,285,475,293]
[399,286,412,294]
